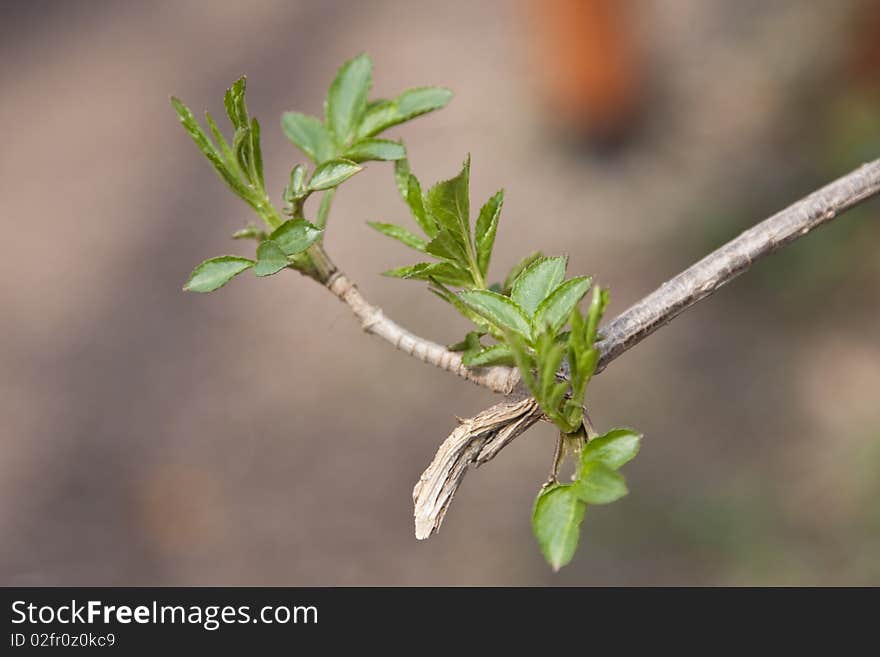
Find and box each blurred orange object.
[529,0,641,148]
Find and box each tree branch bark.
[593,158,880,372]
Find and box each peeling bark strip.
[412,397,543,539]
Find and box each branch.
[324,270,519,394]
[593,158,880,372]
[412,158,880,538]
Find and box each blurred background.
[1,0,878,586]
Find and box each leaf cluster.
[372,156,501,292]
[532,428,641,570]
[173,54,451,292]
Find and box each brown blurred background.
[1,0,878,586]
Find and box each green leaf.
[536,331,565,400]
[316,189,335,229]
[503,251,544,295]
[281,112,335,163]
[386,262,471,287]
[232,125,253,183]
[382,263,431,279]
[231,225,267,241]
[511,256,567,316]
[396,87,453,121]
[532,484,586,571]
[356,86,452,139]
[425,230,470,264]
[223,77,248,129]
[574,462,628,505]
[171,97,249,199]
[326,53,372,145]
[253,240,289,277]
[249,117,264,188]
[183,256,253,293]
[422,263,473,286]
[533,276,592,334]
[475,190,503,278]
[448,330,484,352]
[309,158,362,191]
[424,156,471,255]
[405,174,436,238]
[268,219,323,255]
[462,343,515,367]
[458,290,531,339]
[344,138,406,162]
[284,164,308,203]
[394,156,411,199]
[204,111,239,174]
[583,428,642,470]
[368,221,427,251]
[357,100,397,141]
[507,331,537,390]
[586,285,610,344]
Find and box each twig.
[594,159,880,371]
[324,269,519,394]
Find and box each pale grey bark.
[319,160,880,538]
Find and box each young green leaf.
[343,138,406,162]
[183,256,253,293]
[394,156,411,199]
[533,276,592,333]
[421,263,474,286]
[458,290,532,339]
[395,87,453,122]
[511,256,567,316]
[383,262,471,286]
[475,190,503,278]
[308,159,362,190]
[367,221,427,251]
[249,117,264,188]
[280,112,335,163]
[357,100,397,141]
[253,240,289,277]
[502,251,544,295]
[583,428,642,470]
[171,97,249,199]
[356,87,453,139]
[574,462,628,505]
[382,263,432,279]
[231,225,267,241]
[223,77,248,129]
[405,175,436,238]
[326,53,372,145]
[424,157,471,256]
[505,331,536,387]
[425,230,470,264]
[586,285,610,344]
[462,343,515,367]
[532,484,586,571]
[268,219,323,255]
[448,330,484,352]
